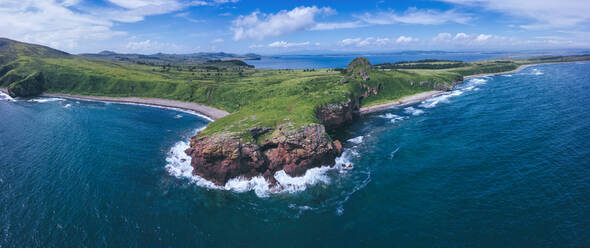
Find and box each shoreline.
[359,62,547,115]
[359,91,444,114]
[463,64,534,79]
[0,89,228,121]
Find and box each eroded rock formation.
[185,124,343,185]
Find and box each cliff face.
[7,72,45,97]
[185,123,343,185]
[316,98,359,129]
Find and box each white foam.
[469,78,488,85]
[0,92,14,101]
[347,136,363,144]
[28,97,65,103]
[531,68,543,75]
[335,148,358,170]
[173,114,183,119]
[378,113,407,123]
[502,74,513,77]
[64,103,72,108]
[419,90,463,108]
[404,106,424,116]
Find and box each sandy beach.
[359,90,444,115]
[0,88,228,120]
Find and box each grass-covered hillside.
[1,38,589,142]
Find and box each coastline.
[359,91,444,115]
[0,88,228,120]
[359,63,544,115]
[464,63,538,79]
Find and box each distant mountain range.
[80,51,262,65]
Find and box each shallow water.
[1,62,590,246]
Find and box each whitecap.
[469,78,488,85]
[404,106,424,116]
[378,113,407,123]
[347,136,363,144]
[334,148,357,170]
[0,92,14,101]
[64,104,72,108]
[531,68,543,75]
[173,114,183,119]
[28,97,65,103]
[502,74,513,77]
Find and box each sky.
[1,0,589,54]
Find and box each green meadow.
[2,38,589,141]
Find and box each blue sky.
[1,0,589,54]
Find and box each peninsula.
[2,37,589,186]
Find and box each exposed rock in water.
[7,72,45,97]
[434,82,453,91]
[316,98,359,129]
[185,124,342,185]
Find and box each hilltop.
[2,37,589,187]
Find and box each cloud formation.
[357,7,473,25]
[0,0,236,52]
[231,6,334,40]
[268,41,311,48]
[439,0,590,29]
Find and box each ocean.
[1,62,589,247]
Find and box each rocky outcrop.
[185,124,342,185]
[316,98,359,129]
[7,72,45,97]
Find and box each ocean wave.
[469,78,488,85]
[347,136,363,144]
[0,91,15,101]
[28,97,65,103]
[419,90,464,108]
[502,74,513,77]
[404,106,425,116]
[378,113,407,123]
[531,68,543,75]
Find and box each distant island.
[2,37,589,187]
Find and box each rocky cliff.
[185,123,343,185]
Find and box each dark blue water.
[247,51,584,69]
[1,62,590,247]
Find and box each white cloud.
[268,41,311,48]
[0,0,236,52]
[433,33,452,41]
[357,7,472,25]
[475,34,492,41]
[231,6,334,40]
[175,12,204,23]
[309,21,365,31]
[125,39,182,53]
[211,38,224,43]
[396,36,418,43]
[338,37,396,47]
[439,0,590,29]
[0,0,124,51]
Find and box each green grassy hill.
[1,38,589,143]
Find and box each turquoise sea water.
[1,62,589,247]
